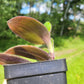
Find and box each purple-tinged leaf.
[7,16,50,44]
[0,53,30,65]
[7,16,55,60]
[4,45,50,61]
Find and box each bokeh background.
[0,0,84,84]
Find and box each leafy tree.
[0,0,83,39]
[0,0,23,38]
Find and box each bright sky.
[20,1,51,14]
[20,1,84,22]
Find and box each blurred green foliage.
[0,0,84,39]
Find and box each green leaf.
[7,16,55,60]
[7,16,50,44]
[5,45,50,61]
[44,21,52,32]
[0,53,30,65]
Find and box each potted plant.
[0,16,67,84]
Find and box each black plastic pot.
[4,59,67,84]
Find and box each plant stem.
[47,41,55,60]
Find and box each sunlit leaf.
[7,16,55,60]
[4,45,50,61]
[44,21,52,33]
[0,53,30,65]
[7,16,50,44]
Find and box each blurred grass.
[55,36,84,84]
[67,52,84,84]
[0,35,84,84]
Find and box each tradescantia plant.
[0,16,55,65]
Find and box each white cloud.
[39,3,47,14]
[69,8,73,13]
[59,3,63,10]
[80,18,84,22]
[39,2,51,14]
[76,5,79,8]
[59,3,63,8]
[80,4,84,9]
[31,7,37,13]
[22,2,28,8]
[21,2,51,14]
[75,14,81,20]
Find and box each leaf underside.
[0,53,30,65]
[7,16,50,44]
[4,45,50,61]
